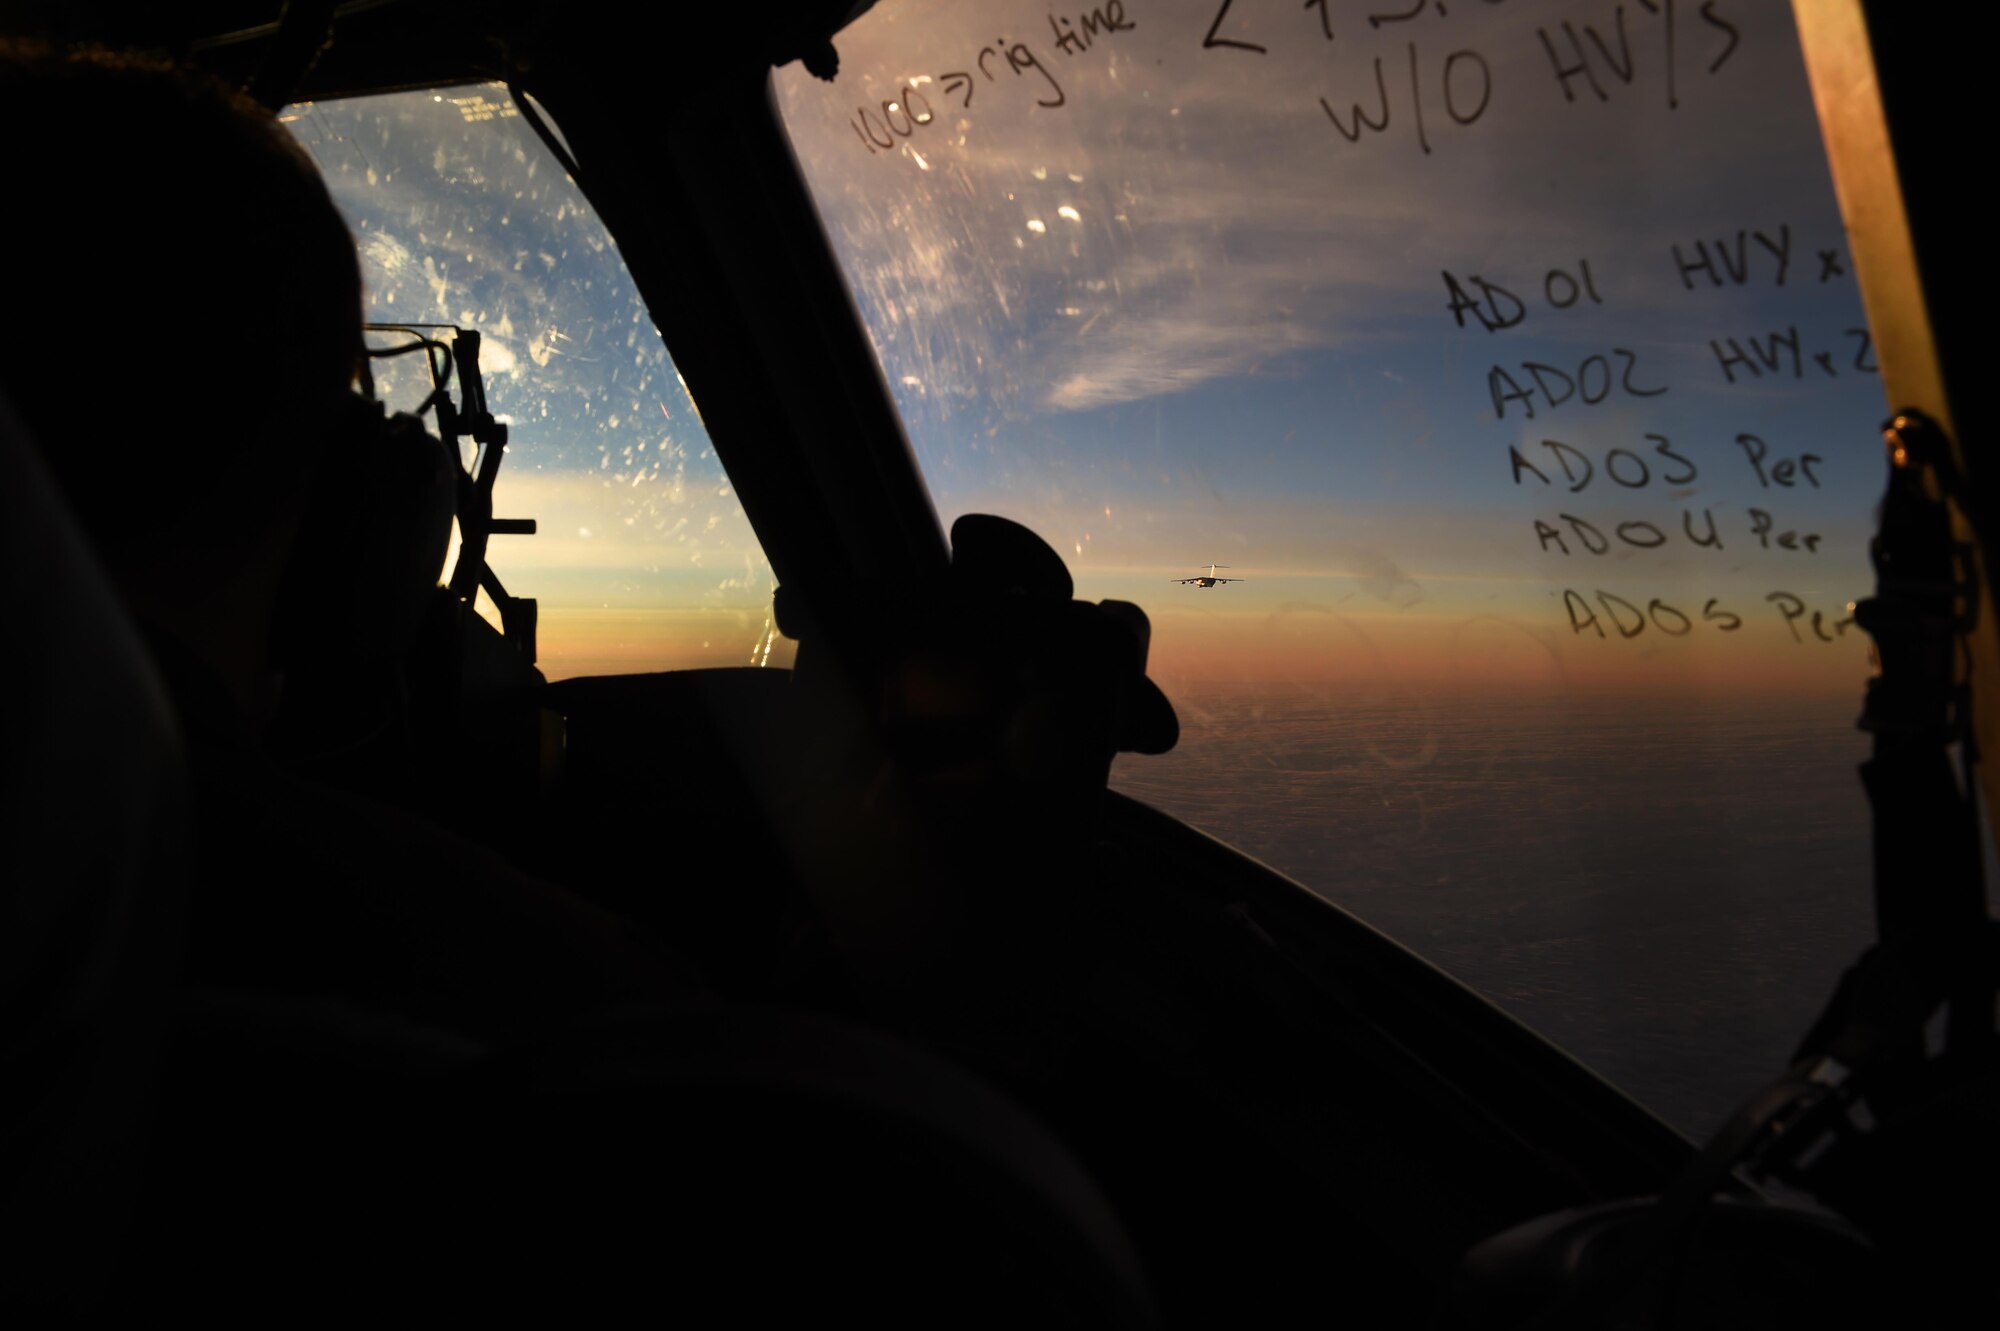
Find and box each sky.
[278,6,1886,697]
[773,0,1889,702]
[771,0,1893,1132]
[278,3,1896,1129]
[283,90,784,679]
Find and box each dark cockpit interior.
[3,2,1995,1325]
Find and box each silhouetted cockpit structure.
[2,3,1995,1327]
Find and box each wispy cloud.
[779,1,1829,422]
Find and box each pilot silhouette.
[0,37,689,1038]
[1,44,1157,1326]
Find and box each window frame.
[135,0,1974,1183]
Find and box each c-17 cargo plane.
[1174,563,1242,588]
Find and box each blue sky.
[275,4,1891,1123]
[775,0,1887,694]
[284,89,784,675]
[278,2,1886,694]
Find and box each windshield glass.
[285,87,789,678]
[776,0,1884,1135]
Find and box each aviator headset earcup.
[272,392,456,667]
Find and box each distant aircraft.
[1174,563,1242,588]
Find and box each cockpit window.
[776,1,1883,1135]
[284,87,789,678]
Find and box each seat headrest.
[0,388,188,1317]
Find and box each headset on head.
[271,386,457,668]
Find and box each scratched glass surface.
[777,0,1886,1135]
[283,88,790,678]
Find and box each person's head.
[0,42,361,570]
[0,41,365,692]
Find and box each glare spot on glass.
[1067,172,1084,184]
[578,527,593,538]
[751,614,779,668]
[1031,166,1047,180]
[675,368,704,427]
[1058,205,1081,222]
[911,148,930,171]
[1026,219,1046,234]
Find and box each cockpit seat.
[102,999,1157,1326]
[0,389,188,1319]
[1440,1193,1890,1327]
[407,1004,1161,1326]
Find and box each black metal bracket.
[363,322,539,662]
